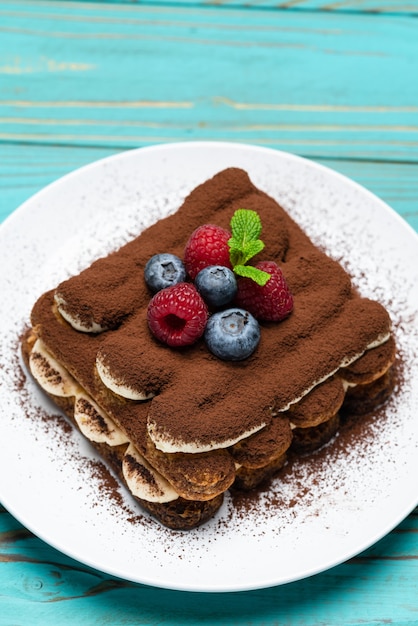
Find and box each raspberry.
[184,224,232,280]
[147,283,208,347]
[235,261,293,322]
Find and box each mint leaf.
[228,209,265,268]
[228,209,272,286]
[234,265,271,286]
[229,239,264,267]
[230,209,262,245]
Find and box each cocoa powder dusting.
[76,397,109,436]
[30,351,65,387]
[31,169,392,454]
[230,353,407,524]
[7,329,147,528]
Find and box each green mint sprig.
[228,209,271,286]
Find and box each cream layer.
[53,264,391,454]
[29,325,390,457]
[277,332,390,413]
[122,444,179,503]
[29,339,179,504]
[54,293,107,334]
[147,332,391,454]
[96,354,154,401]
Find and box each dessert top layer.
[30,168,392,453]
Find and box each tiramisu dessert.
[22,168,396,529]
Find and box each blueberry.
[195,265,238,308]
[204,308,260,361]
[144,253,186,293]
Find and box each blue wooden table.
[1,1,417,624]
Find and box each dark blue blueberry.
[204,308,260,361]
[195,265,238,308]
[144,253,186,293]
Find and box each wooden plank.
[1,1,418,160]
[62,0,418,15]
[0,144,120,222]
[274,0,418,12]
[1,505,417,625]
[318,157,418,230]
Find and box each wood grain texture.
[1,1,418,160]
[0,144,119,222]
[50,0,418,15]
[0,1,418,624]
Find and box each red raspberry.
[184,224,232,280]
[236,261,293,322]
[147,283,208,347]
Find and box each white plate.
[1,142,417,593]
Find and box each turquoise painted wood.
[1,1,418,160]
[1,2,418,625]
[0,144,120,222]
[33,0,418,14]
[1,504,417,625]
